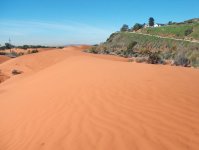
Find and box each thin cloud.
[0,20,114,45]
[0,20,111,35]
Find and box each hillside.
[103,32,199,52]
[90,30,199,67]
[140,20,199,41]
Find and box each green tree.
[120,24,129,32]
[168,21,173,25]
[22,45,29,50]
[5,43,14,49]
[132,23,143,31]
[149,17,155,27]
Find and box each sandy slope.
[0,56,11,83]
[0,46,199,150]
[0,56,10,64]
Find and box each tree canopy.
[120,24,129,32]
[132,23,143,31]
[149,17,155,27]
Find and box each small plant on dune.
[27,49,39,54]
[135,57,148,63]
[12,69,22,75]
[27,50,31,54]
[31,49,39,53]
[88,46,98,54]
[101,46,110,54]
[18,52,24,56]
[58,46,64,49]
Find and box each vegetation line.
[129,32,199,44]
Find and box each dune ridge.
[0,46,199,150]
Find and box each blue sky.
[0,0,198,46]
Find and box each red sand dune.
[0,46,199,150]
[0,56,10,83]
[0,56,10,64]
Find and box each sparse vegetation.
[87,46,98,54]
[31,49,39,53]
[58,46,64,49]
[174,50,190,67]
[187,50,199,67]
[0,52,6,55]
[141,22,199,40]
[126,41,137,56]
[135,57,148,63]
[184,28,193,36]
[12,69,22,75]
[87,31,199,67]
[27,49,39,54]
[17,45,53,49]
[148,52,162,64]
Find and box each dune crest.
[0,46,199,150]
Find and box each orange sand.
[0,46,199,150]
[0,56,10,64]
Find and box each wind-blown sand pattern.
[0,46,199,150]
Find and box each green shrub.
[5,43,14,49]
[184,28,193,36]
[148,52,162,64]
[174,51,190,66]
[127,41,137,51]
[27,49,39,54]
[188,50,199,67]
[125,41,138,56]
[31,49,39,53]
[135,57,148,63]
[88,46,98,54]
[161,51,175,59]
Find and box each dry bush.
[135,57,148,63]
[174,50,190,67]
[12,69,22,75]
